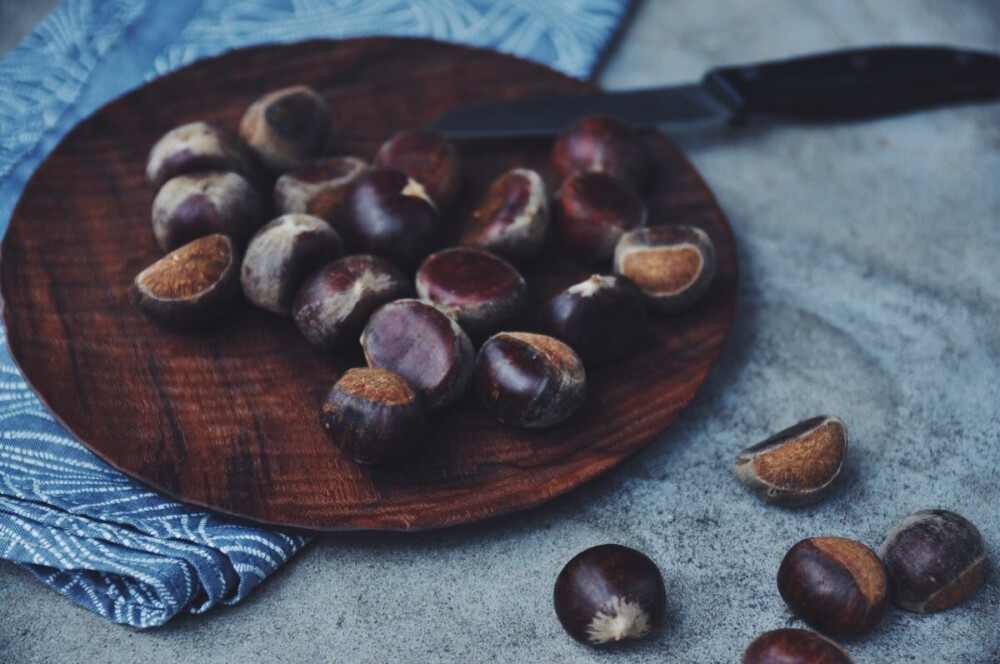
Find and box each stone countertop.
[2,1,998,662]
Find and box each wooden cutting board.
[0,37,736,532]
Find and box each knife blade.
[428,46,1000,137]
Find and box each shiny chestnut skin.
[777,537,888,638]
[146,121,257,189]
[346,167,441,269]
[239,85,330,173]
[460,168,549,264]
[742,629,854,664]
[320,367,426,465]
[879,509,986,613]
[553,544,665,647]
[293,255,411,351]
[151,171,264,252]
[274,156,368,230]
[130,234,240,330]
[554,171,647,263]
[416,247,526,339]
[374,129,461,209]
[361,299,475,411]
[536,274,646,367]
[551,116,651,190]
[614,225,716,313]
[475,332,585,428]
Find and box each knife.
[428,46,1000,137]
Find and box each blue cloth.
[0,0,635,628]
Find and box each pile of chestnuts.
[131,84,718,466]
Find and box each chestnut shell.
[742,629,854,664]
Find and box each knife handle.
[703,46,1000,121]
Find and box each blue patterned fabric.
[0,0,635,628]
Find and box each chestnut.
[554,171,647,263]
[130,234,240,330]
[345,167,441,269]
[361,299,474,410]
[734,415,847,506]
[777,536,888,638]
[146,121,257,189]
[415,247,526,339]
[742,629,854,664]
[553,544,665,647]
[274,156,368,230]
[293,254,411,351]
[878,509,986,613]
[373,129,461,209]
[151,171,264,252]
[536,274,646,367]
[551,115,651,190]
[460,168,549,264]
[475,332,585,428]
[240,214,343,316]
[614,225,716,313]
[320,367,426,465]
[239,85,330,173]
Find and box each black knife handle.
[703,46,1000,121]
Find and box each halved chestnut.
[614,225,716,313]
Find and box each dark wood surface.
[0,38,737,532]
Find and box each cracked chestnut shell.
[239,85,330,173]
[373,129,461,209]
[555,171,647,263]
[460,168,549,264]
[151,171,264,252]
[146,121,257,189]
[614,225,716,313]
[742,629,854,664]
[553,543,665,647]
[130,234,240,330]
[320,367,426,465]
[878,509,986,613]
[777,536,888,638]
[274,156,368,230]
[551,116,651,190]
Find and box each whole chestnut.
[536,274,646,367]
[551,115,651,190]
[320,367,426,465]
[475,332,585,428]
[553,543,665,647]
[374,129,461,209]
[361,299,475,410]
[614,225,716,313]
[460,168,549,264]
[151,171,264,252]
[240,214,343,316]
[878,509,986,613]
[239,85,330,173]
[415,247,526,339]
[742,629,854,664]
[554,171,647,263]
[146,121,257,189]
[346,167,441,269]
[274,156,368,230]
[293,254,411,351]
[777,536,888,638]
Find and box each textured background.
[2,0,999,662]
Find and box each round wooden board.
[0,38,736,533]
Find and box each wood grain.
[0,38,737,532]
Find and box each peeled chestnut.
[553,544,665,647]
[734,415,847,506]
[239,85,330,173]
[551,116,651,190]
[240,214,343,316]
[777,536,888,638]
[555,171,647,263]
[274,156,368,230]
[320,367,425,465]
[416,247,526,339]
[879,509,986,613]
[460,168,549,264]
[536,274,646,367]
[614,225,716,313]
[146,121,257,189]
[475,332,585,428]
[361,299,475,410]
[374,129,461,209]
[151,171,264,252]
[293,255,411,351]
[742,629,854,664]
[130,234,240,330]
[346,167,441,269]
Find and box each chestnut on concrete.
[741,629,854,664]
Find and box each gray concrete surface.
[2,0,999,662]
[0,0,60,56]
